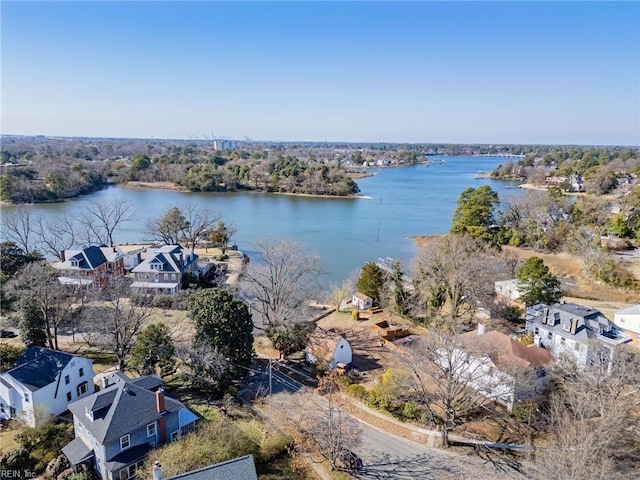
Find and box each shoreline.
[124,180,362,199]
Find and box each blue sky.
[1,1,639,145]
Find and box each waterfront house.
[52,246,125,288]
[305,328,353,370]
[613,305,640,346]
[526,302,631,369]
[62,372,198,480]
[130,245,198,296]
[0,347,95,427]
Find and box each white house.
[0,347,95,427]
[455,327,554,411]
[352,292,373,311]
[526,302,631,369]
[305,328,353,370]
[613,305,640,346]
[494,279,525,309]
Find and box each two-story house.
[62,372,198,480]
[0,347,95,427]
[526,302,631,369]
[457,326,554,411]
[130,245,198,296]
[52,246,125,288]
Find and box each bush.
[402,401,419,420]
[347,384,367,400]
[0,419,73,474]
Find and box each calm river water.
[1,156,521,285]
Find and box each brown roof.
[353,292,372,301]
[460,330,554,373]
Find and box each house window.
[560,337,565,344]
[24,393,30,403]
[120,434,130,450]
[562,323,570,332]
[171,274,176,280]
[77,382,88,396]
[547,331,553,340]
[171,431,180,442]
[574,342,580,351]
[67,392,72,402]
[71,260,79,267]
[79,368,84,377]
[1,403,5,413]
[147,422,156,437]
[65,375,70,385]
[119,461,144,480]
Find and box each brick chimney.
[156,388,165,413]
[61,250,66,262]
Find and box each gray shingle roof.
[527,302,621,344]
[6,347,75,391]
[68,375,183,444]
[62,437,94,465]
[164,455,258,480]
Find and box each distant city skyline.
[2,1,639,146]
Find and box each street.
[242,360,524,480]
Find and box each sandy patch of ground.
[315,310,423,387]
[123,181,190,192]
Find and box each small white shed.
[352,292,373,311]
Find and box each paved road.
[243,361,524,479]
[353,422,524,480]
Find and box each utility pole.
[268,357,273,396]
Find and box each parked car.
[336,450,363,471]
[0,329,17,338]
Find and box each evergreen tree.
[188,288,253,381]
[517,256,562,306]
[128,323,175,376]
[357,262,387,305]
[18,300,47,347]
[450,186,499,238]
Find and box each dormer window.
[71,260,79,267]
[562,323,570,332]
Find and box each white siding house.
[0,347,95,427]
[613,305,640,346]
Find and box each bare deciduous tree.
[528,347,640,479]
[412,234,498,319]
[7,262,76,350]
[145,204,221,253]
[180,203,221,253]
[82,280,152,370]
[34,213,77,260]
[79,199,134,246]
[404,317,499,447]
[1,206,36,254]
[241,235,323,328]
[266,375,361,470]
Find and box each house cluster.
[51,244,202,295]
[0,346,223,480]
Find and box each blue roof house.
[0,347,95,427]
[62,372,198,480]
